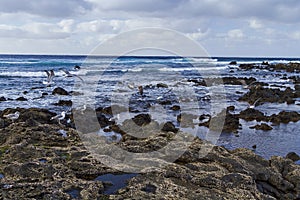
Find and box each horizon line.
[0,53,299,59]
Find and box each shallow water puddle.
[65,188,81,199]
[95,173,137,195]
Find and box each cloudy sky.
[0,0,300,57]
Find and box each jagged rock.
[0,108,299,199]
[269,111,300,124]
[239,108,267,122]
[286,152,300,162]
[239,86,297,104]
[52,87,69,95]
[250,123,273,131]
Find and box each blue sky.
[0,0,300,57]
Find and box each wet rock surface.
[250,123,273,131]
[0,97,6,102]
[52,87,70,96]
[0,108,299,199]
[239,86,299,105]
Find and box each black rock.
[132,114,151,126]
[54,100,72,106]
[156,83,168,88]
[239,108,266,122]
[269,111,300,124]
[229,61,237,65]
[0,96,6,102]
[74,65,81,70]
[52,87,69,95]
[16,97,27,101]
[161,121,178,133]
[249,123,273,131]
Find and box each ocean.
[0,54,299,161]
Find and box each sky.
[0,0,300,57]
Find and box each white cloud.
[186,29,210,41]
[0,20,73,39]
[1,0,300,56]
[86,0,300,23]
[227,29,244,39]
[58,19,75,33]
[0,0,92,18]
[249,19,263,29]
[290,31,300,40]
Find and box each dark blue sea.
[0,54,299,161]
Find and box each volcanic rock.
[52,87,69,95]
[250,123,273,131]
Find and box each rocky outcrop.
[0,108,299,199]
[112,141,300,200]
[238,62,300,73]
[239,86,298,105]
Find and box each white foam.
[0,71,45,77]
[159,66,227,72]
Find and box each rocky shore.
[0,106,299,200]
[0,61,300,199]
